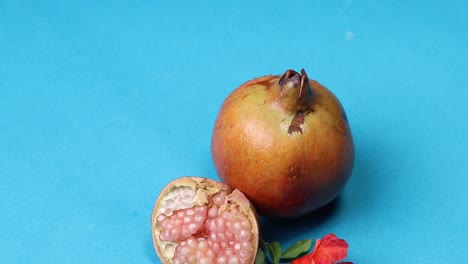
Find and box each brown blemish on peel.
[288,109,314,134]
[288,111,305,134]
[252,75,277,89]
[288,166,301,181]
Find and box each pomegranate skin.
[211,70,354,218]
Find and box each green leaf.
[280,238,313,260]
[264,241,282,264]
[255,248,266,264]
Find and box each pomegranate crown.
[277,69,312,112]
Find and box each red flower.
[291,234,352,264]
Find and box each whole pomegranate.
[151,177,259,264]
[211,69,354,217]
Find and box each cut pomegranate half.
[151,177,259,264]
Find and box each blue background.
[1,0,467,263]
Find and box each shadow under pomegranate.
[258,197,342,242]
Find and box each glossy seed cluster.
[158,206,207,242]
[157,193,254,264]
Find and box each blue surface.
[1,0,467,263]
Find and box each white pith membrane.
[153,182,256,264]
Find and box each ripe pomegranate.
[211,69,354,217]
[151,177,259,264]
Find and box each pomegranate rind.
[211,73,354,217]
[151,176,259,264]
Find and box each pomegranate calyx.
[276,69,312,113]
